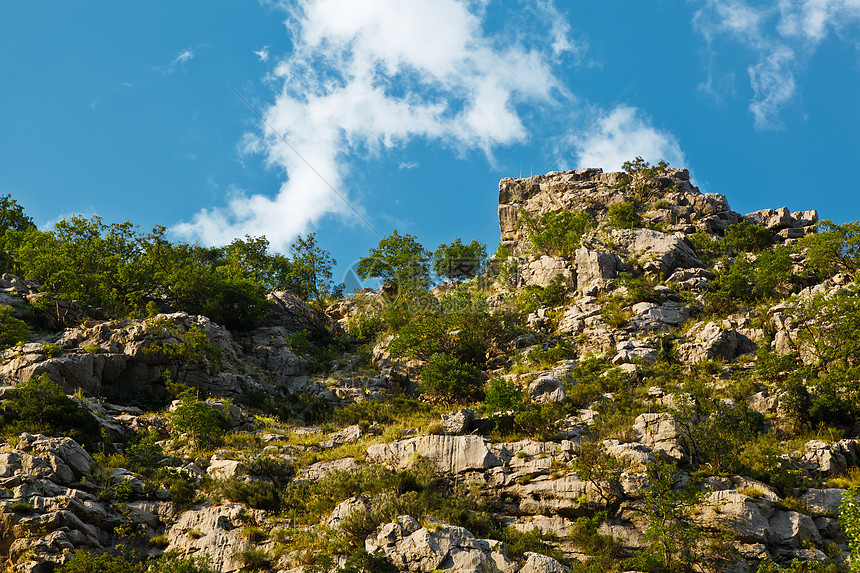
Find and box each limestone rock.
[676,322,739,364]
[165,503,264,572]
[366,436,501,475]
[629,301,690,333]
[529,377,568,404]
[441,409,476,435]
[366,516,517,573]
[573,248,620,290]
[515,473,619,516]
[609,228,703,279]
[520,551,570,573]
[632,413,686,462]
[519,256,575,288]
[800,488,843,518]
[694,490,774,543]
[768,510,822,547]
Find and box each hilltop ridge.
[0,161,858,573]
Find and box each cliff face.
[1,164,858,573]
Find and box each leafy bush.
[389,309,521,369]
[57,551,143,573]
[721,220,774,254]
[149,554,213,573]
[518,209,594,258]
[169,390,230,450]
[607,200,641,229]
[153,467,199,513]
[1,375,102,450]
[0,305,29,349]
[484,377,526,415]
[125,429,164,474]
[420,352,483,404]
[622,156,669,179]
[541,274,569,307]
[526,340,576,367]
[220,479,281,512]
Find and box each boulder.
[799,488,843,518]
[629,301,690,333]
[573,248,620,290]
[609,228,703,279]
[529,377,568,404]
[694,490,774,543]
[366,516,517,573]
[632,413,686,462]
[768,510,822,547]
[520,552,570,573]
[676,322,739,364]
[441,409,476,435]
[743,207,792,230]
[165,503,264,572]
[519,256,576,288]
[366,436,501,475]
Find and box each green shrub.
[721,220,774,254]
[518,209,595,258]
[1,375,102,450]
[41,342,62,358]
[797,219,860,278]
[420,352,483,404]
[57,551,142,573]
[484,377,526,415]
[622,157,669,179]
[526,340,576,367]
[541,274,569,307]
[148,554,213,573]
[169,390,230,450]
[607,200,641,229]
[153,467,199,513]
[0,305,29,349]
[125,429,164,475]
[10,501,33,512]
[220,479,281,512]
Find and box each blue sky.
[2,1,859,284]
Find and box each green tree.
[629,460,708,573]
[433,238,487,282]
[15,216,153,317]
[622,156,669,178]
[287,232,342,305]
[0,194,35,273]
[357,231,431,295]
[798,220,860,278]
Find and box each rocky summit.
[1,161,859,573]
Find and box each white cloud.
[694,0,860,128]
[254,46,270,62]
[398,161,419,169]
[159,48,196,75]
[175,0,579,249]
[574,105,686,173]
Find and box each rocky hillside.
[1,162,859,573]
